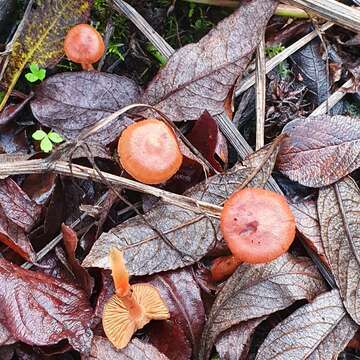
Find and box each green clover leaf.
[40,136,53,153]
[48,131,64,143]
[32,130,47,141]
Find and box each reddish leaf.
[0,178,42,232]
[22,173,57,205]
[30,72,141,143]
[146,268,205,360]
[61,224,93,296]
[0,322,15,347]
[318,176,360,324]
[277,115,360,187]
[256,290,358,359]
[0,258,93,352]
[186,111,227,172]
[199,254,327,359]
[215,317,265,360]
[141,0,277,122]
[86,336,169,360]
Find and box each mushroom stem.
[211,255,242,282]
[110,248,131,297]
[81,63,94,71]
[120,291,147,327]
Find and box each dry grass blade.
[255,36,266,150]
[288,0,360,32]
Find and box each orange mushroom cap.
[220,188,296,264]
[102,248,170,349]
[64,24,105,71]
[117,119,183,185]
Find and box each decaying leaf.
[146,268,205,359]
[289,199,327,265]
[0,323,15,347]
[199,254,327,360]
[0,0,91,111]
[256,290,358,359]
[215,317,265,360]
[141,0,277,122]
[82,139,282,275]
[31,72,141,143]
[318,176,360,324]
[0,258,93,352]
[277,115,360,187]
[86,336,169,360]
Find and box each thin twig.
[255,36,266,150]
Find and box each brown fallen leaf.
[277,115,360,187]
[85,336,169,360]
[199,253,327,360]
[141,0,277,122]
[82,139,282,275]
[31,72,141,143]
[318,176,360,325]
[289,199,328,266]
[255,290,358,359]
[215,317,265,360]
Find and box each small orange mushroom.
[220,188,296,265]
[117,119,183,185]
[64,24,105,71]
[210,255,242,282]
[103,248,170,349]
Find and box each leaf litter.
[0,0,360,358]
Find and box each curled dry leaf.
[141,0,277,122]
[146,268,205,360]
[31,72,141,143]
[0,178,42,261]
[277,115,360,187]
[0,0,91,111]
[289,199,328,265]
[0,258,93,353]
[256,290,358,359]
[318,176,360,324]
[215,317,265,360]
[86,336,169,360]
[199,253,327,360]
[82,138,282,275]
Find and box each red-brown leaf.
[141,0,277,122]
[0,258,93,352]
[277,115,360,187]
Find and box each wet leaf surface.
[86,336,169,360]
[142,0,277,122]
[145,268,205,360]
[199,254,327,359]
[82,140,281,275]
[0,258,93,352]
[289,199,327,265]
[256,290,358,359]
[31,72,141,143]
[277,115,360,187]
[215,317,265,360]
[0,0,91,111]
[318,176,360,324]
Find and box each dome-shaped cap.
[64,24,105,69]
[220,188,296,264]
[118,119,183,185]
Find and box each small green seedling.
[32,130,64,153]
[265,44,291,78]
[146,43,167,66]
[25,64,46,83]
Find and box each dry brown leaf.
[277,115,360,187]
[215,317,265,360]
[199,253,327,359]
[86,336,169,360]
[256,290,358,359]
[318,176,360,324]
[141,0,277,122]
[82,140,282,275]
[289,199,327,265]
